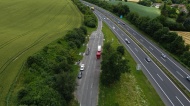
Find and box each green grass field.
[98,22,164,106]
[108,1,160,19]
[0,0,82,105]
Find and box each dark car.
[145,57,151,62]
[123,23,125,25]
[78,71,82,79]
[186,76,190,81]
[86,48,90,55]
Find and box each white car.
[125,38,130,44]
[145,57,151,62]
[161,53,167,59]
[80,64,85,71]
[187,76,190,81]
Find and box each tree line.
[138,0,190,31]
[17,0,97,105]
[84,0,190,69]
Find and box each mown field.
[108,1,160,19]
[177,31,190,45]
[0,0,82,105]
[99,23,164,106]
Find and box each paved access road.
[76,12,103,106]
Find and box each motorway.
[94,10,190,106]
[99,7,190,93]
[81,1,190,106]
[76,12,103,106]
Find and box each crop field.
[108,1,160,19]
[177,31,190,45]
[0,0,82,105]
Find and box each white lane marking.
[176,96,184,106]
[149,46,153,50]
[140,39,144,42]
[135,48,138,52]
[168,58,189,75]
[176,71,184,78]
[157,74,163,81]
[161,57,166,62]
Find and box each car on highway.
[78,71,82,79]
[80,64,85,71]
[123,23,125,25]
[125,38,130,44]
[145,57,151,62]
[186,76,190,81]
[161,53,167,59]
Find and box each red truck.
[96,45,101,59]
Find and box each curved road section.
[76,12,103,106]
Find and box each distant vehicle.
[161,53,167,59]
[80,64,85,71]
[123,23,125,25]
[118,21,120,24]
[125,38,130,44]
[186,76,190,81]
[78,71,82,79]
[145,57,151,62]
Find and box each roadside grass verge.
[108,1,160,19]
[98,22,164,106]
[1,0,83,105]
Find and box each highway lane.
[93,5,190,92]
[76,12,103,106]
[93,10,190,106]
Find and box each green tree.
[176,12,187,23]
[183,18,190,31]
[117,46,125,55]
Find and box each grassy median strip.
[98,22,164,106]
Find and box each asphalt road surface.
[76,12,103,106]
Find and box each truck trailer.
[96,45,101,59]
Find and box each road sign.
[136,64,141,70]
